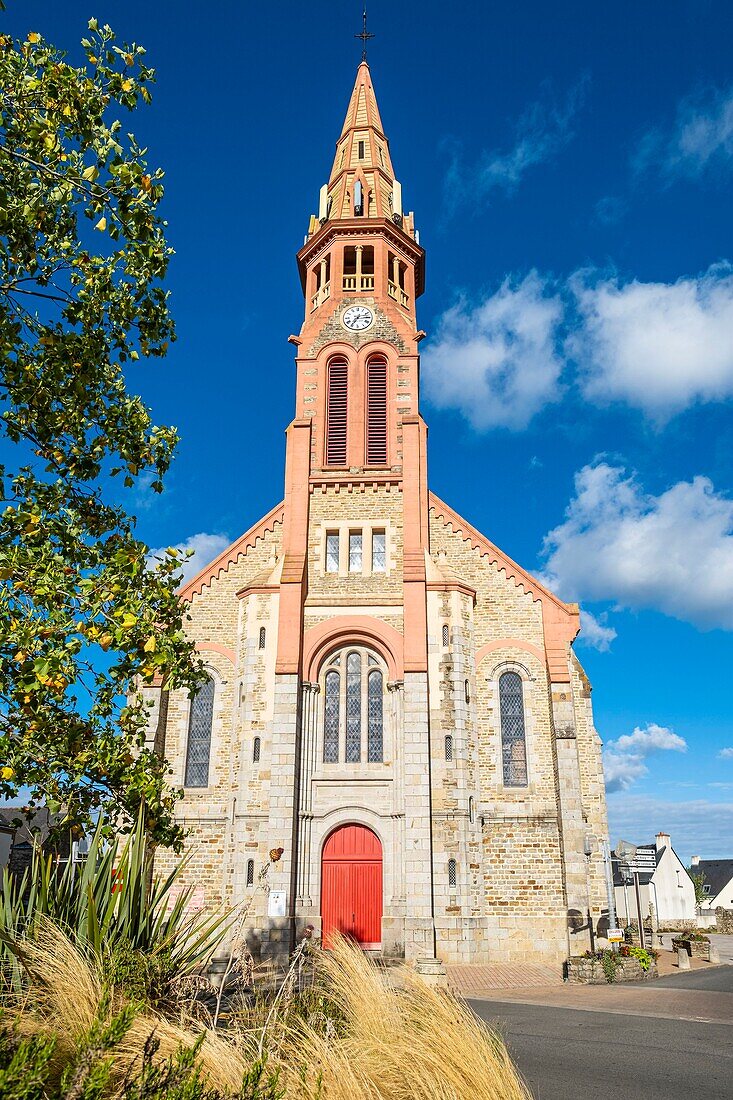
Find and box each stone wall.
[716,908,733,933]
[567,955,659,984]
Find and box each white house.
[613,831,696,927]
[691,857,733,913]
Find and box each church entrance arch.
[321,823,382,949]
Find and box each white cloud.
[607,794,733,862]
[445,79,587,209]
[148,532,230,586]
[718,747,733,760]
[578,610,617,652]
[422,273,564,430]
[603,723,687,793]
[636,86,733,180]
[542,461,733,630]
[571,264,733,419]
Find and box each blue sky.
[6,1,733,859]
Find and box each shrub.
[0,810,231,1000]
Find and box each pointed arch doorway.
[321,824,383,949]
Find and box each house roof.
[0,806,62,846]
[695,859,733,898]
[611,843,660,886]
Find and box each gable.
[429,493,579,682]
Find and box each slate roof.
[611,843,660,887]
[695,859,733,899]
[0,806,61,846]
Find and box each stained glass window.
[326,532,339,572]
[372,530,386,572]
[184,676,215,787]
[349,531,362,572]
[346,651,361,762]
[499,671,528,787]
[322,647,386,766]
[368,669,383,762]
[324,670,340,762]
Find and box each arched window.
[258,627,266,650]
[448,858,457,888]
[499,671,528,787]
[184,675,215,788]
[353,179,363,215]
[325,356,348,466]
[442,624,449,647]
[366,355,387,465]
[368,668,383,762]
[444,734,453,761]
[468,795,475,824]
[464,679,470,704]
[346,651,361,763]
[246,859,254,887]
[324,670,340,763]
[253,736,261,763]
[321,647,385,764]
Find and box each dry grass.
[3,922,531,1100]
[277,936,531,1100]
[3,919,249,1095]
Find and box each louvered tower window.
[366,355,388,465]
[184,675,215,788]
[326,356,348,465]
[499,671,528,787]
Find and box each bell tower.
[278,60,430,678]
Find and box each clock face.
[342,305,374,331]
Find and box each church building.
[150,60,611,967]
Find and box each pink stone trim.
[196,642,236,666]
[178,502,285,602]
[303,615,404,682]
[475,639,546,669]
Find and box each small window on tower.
[349,531,362,572]
[246,860,254,887]
[353,180,363,216]
[445,734,453,761]
[258,627,266,650]
[326,532,339,573]
[442,624,449,647]
[253,736,261,763]
[372,531,386,572]
[358,140,365,159]
[448,858,457,888]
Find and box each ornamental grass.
[0,920,531,1100]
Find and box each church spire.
[307,60,412,236]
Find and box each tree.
[0,19,202,849]
[689,870,709,908]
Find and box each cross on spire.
[355,6,374,62]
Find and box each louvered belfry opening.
[366,355,388,465]
[326,355,348,465]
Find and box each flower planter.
[567,955,658,984]
[672,937,711,960]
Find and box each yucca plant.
[0,808,232,996]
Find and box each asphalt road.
[471,968,733,1100]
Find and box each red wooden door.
[321,824,382,949]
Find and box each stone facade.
[152,60,611,969]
